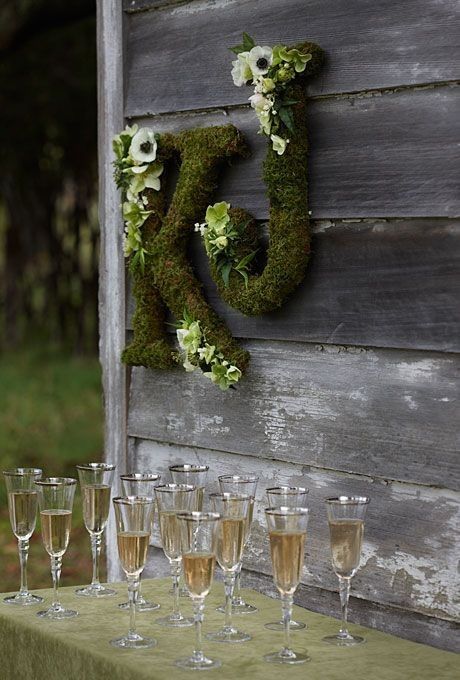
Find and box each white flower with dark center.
[129,128,157,164]
[231,52,253,87]
[248,46,273,76]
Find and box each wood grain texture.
[124,0,460,110]
[127,342,460,491]
[242,571,460,654]
[131,86,460,218]
[133,439,460,623]
[126,219,460,352]
[97,0,126,582]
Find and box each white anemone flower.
[129,128,157,164]
[231,52,253,87]
[248,46,273,76]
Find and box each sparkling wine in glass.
[118,472,161,611]
[217,474,259,615]
[264,506,310,664]
[3,468,43,606]
[206,493,252,643]
[35,477,78,619]
[75,463,116,598]
[111,496,156,649]
[175,511,221,671]
[169,464,209,597]
[154,483,196,627]
[264,486,309,631]
[323,496,370,646]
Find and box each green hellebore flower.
[198,343,216,364]
[270,134,288,155]
[226,365,242,383]
[205,201,230,230]
[277,47,312,73]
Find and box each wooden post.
[97,0,126,582]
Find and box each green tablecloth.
[0,578,457,679]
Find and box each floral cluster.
[112,124,163,269]
[195,201,256,287]
[230,33,311,155]
[176,311,242,390]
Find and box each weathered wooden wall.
[98,0,460,652]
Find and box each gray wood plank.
[127,342,460,490]
[126,219,460,353]
[97,0,127,582]
[242,571,460,654]
[132,439,460,624]
[124,0,460,112]
[132,86,460,218]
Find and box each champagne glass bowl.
[3,468,43,606]
[75,463,116,598]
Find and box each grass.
[0,348,105,592]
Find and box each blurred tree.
[0,0,98,352]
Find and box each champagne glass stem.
[233,564,242,604]
[224,572,236,632]
[18,539,30,595]
[51,555,62,610]
[171,560,181,618]
[281,593,294,656]
[338,576,351,637]
[192,598,205,662]
[128,576,139,640]
[90,533,102,587]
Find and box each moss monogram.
[113,37,324,390]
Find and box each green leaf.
[280,99,300,106]
[229,46,246,55]
[229,32,255,54]
[278,107,295,133]
[242,32,255,50]
[235,250,257,270]
[237,268,249,288]
[221,261,233,287]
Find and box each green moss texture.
[122,40,324,375]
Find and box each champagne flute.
[118,472,162,611]
[217,474,259,614]
[35,477,78,619]
[111,496,156,648]
[169,464,209,511]
[175,511,221,670]
[206,493,252,643]
[75,463,116,597]
[3,468,43,605]
[154,483,196,627]
[264,486,309,631]
[322,496,370,646]
[264,506,310,664]
[169,464,209,597]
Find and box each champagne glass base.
[215,600,258,615]
[264,620,306,631]
[206,628,251,643]
[263,650,310,665]
[175,655,221,671]
[110,633,156,649]
[37,607,78,620]
[75,585,117,598]
[118,597,161,612]
[4,592,44,606]
[155,613,194,628]
[322,633,365,646]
